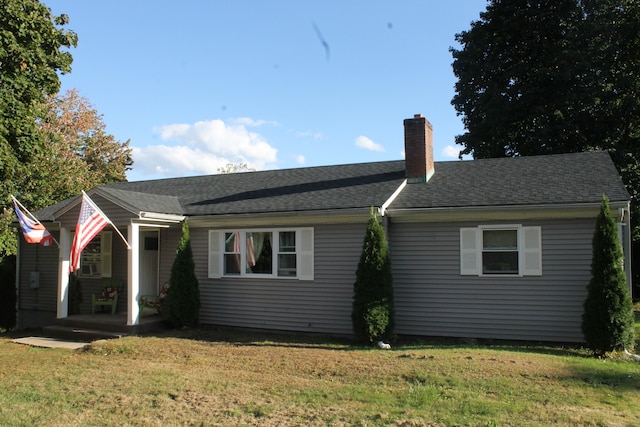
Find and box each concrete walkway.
[11,336,89,350]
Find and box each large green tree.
[451,0,640,294]
[0,0,77,255]
[0,0,77,187]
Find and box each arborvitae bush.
[582,196,635,356]
[167,221,200,327]
[352,209,395,343]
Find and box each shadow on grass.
[148,325,358,351]
[146,325,597,358]
[567,360,640,392]
[395,335,590,358]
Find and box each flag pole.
[81,191,132,250]
[11,195,60,248]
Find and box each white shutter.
[298,228,314,281]
[101,231,113,278]
[521,226,542,276]
[460,227,480,275]
[208,230,222,278]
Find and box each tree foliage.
[352,209,395,343]
[582,196,635,356]
[1,89,132,256]
[33,89,132,205]
[217,162,255,174]
[452,0,640,160]
[166,221,200,328]
[451,0,640,293]
[0,0,76,187]
[0,0,77,167]
[0,0,78,255]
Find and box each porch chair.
[91,279,123,315]
[139,282,169,314]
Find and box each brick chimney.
[404,114,434,183]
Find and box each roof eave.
[138,212,185,223]
[386,201,630,223]
[187,207,376,228]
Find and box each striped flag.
[12,197,55,246]
[70,193,110,273]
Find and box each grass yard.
[1,321,639,426]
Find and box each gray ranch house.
[16,114,631,343]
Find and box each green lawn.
[0,318,638,426]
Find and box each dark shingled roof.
[390,151,630,210]
[37,151,629,220]
[101,160,407,216]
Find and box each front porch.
[43,311,166,342]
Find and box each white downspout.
[379,179,407,217]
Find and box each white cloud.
[355,135,384,152]
[132,145,231,176]
[133,119,278,178]
[230,117,278,127]
[294,154,306,164]
[442,145,460,159]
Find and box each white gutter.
[386,200,631,223]
[379,179,407,217]
[389,200,629,215]
[138,212,185,222]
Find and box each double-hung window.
[209,228,313,280]
[78,231,112,278]
[482,229,519,274]
[460,225,541,276]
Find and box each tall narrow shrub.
[352,209,395,343]
[167,221,200,327]
[582,196,635,356]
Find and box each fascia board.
[386,201,630,223]
[187,207,373,228]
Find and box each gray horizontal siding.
[390,219,595,342]
[17,236,59,313]
[192,223,366,335]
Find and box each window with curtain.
[212,228,313,280]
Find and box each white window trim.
[460,225,542,277]
[208,228,314,281]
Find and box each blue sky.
[45,1,488,182]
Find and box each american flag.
[69,193,110,273]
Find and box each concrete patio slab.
[11,336,89,350]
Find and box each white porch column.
[56,227,71,319]
[127,222,141,325]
